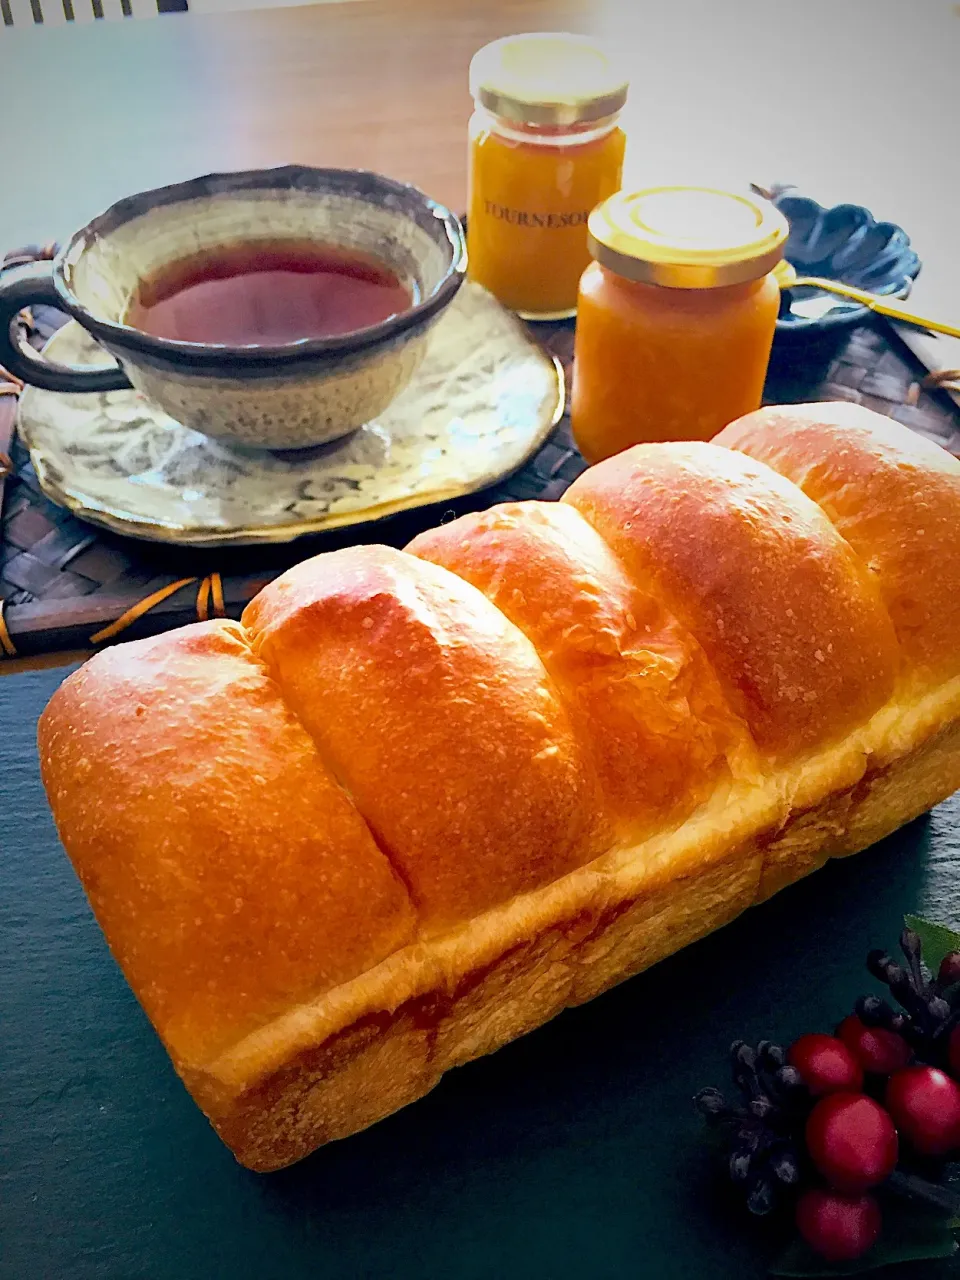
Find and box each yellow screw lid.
[469,32,629,127]
[588,186,790,289]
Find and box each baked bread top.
[409,501,755,838]
[38,619,416,1065]
[563,440,899,755]
[716,401,960,685]
[37,405,960,1083]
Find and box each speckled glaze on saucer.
[17,284,564,547]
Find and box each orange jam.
[572,187,789,462]
[467,33,628,320]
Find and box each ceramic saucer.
[17,283,564,547]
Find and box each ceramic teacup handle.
[0,262,132,394]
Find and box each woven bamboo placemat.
[2,244,959,665]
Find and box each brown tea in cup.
[125,240,414,346]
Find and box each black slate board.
[3,663,960,1280]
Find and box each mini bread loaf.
[38,403,960,1171]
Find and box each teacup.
[0,167,466,451]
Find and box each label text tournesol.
[483,202,590,228]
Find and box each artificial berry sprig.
[695,1039,809,1216]
[853,926,960,1066]
[695,915,960,1270]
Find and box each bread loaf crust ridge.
[37,406,960,1170]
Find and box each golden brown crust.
[37,620,416,1067]
[37,420,960,1172]
[408,500,756,835]
[189,684,960,1171]
[242,545,607,930]
[563,442,900,755]
[715,402,960,684]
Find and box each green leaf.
[770,1196,957,1276]
[904,914,960,975]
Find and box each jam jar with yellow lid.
[467,32,628,320]
[571,186,789,463]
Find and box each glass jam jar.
[571,186,789,463]
[467,33,628,320]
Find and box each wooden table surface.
[2,4,960,1277]
[1,0,959,316]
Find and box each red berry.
[837,1014,912,1076]
[949,1025,960,1080]
[938,951,960,986]
[788,1033,864,1096]
[885,1066,960,1155]
[805,1093,898,1191]
[796,1188,882,1262]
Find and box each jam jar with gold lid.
[571,186,789,463]
[467,32,628,320]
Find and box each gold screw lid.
[469,32,629,127]
[588,186,790,289]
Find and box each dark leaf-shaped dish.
[768,188,921,337]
